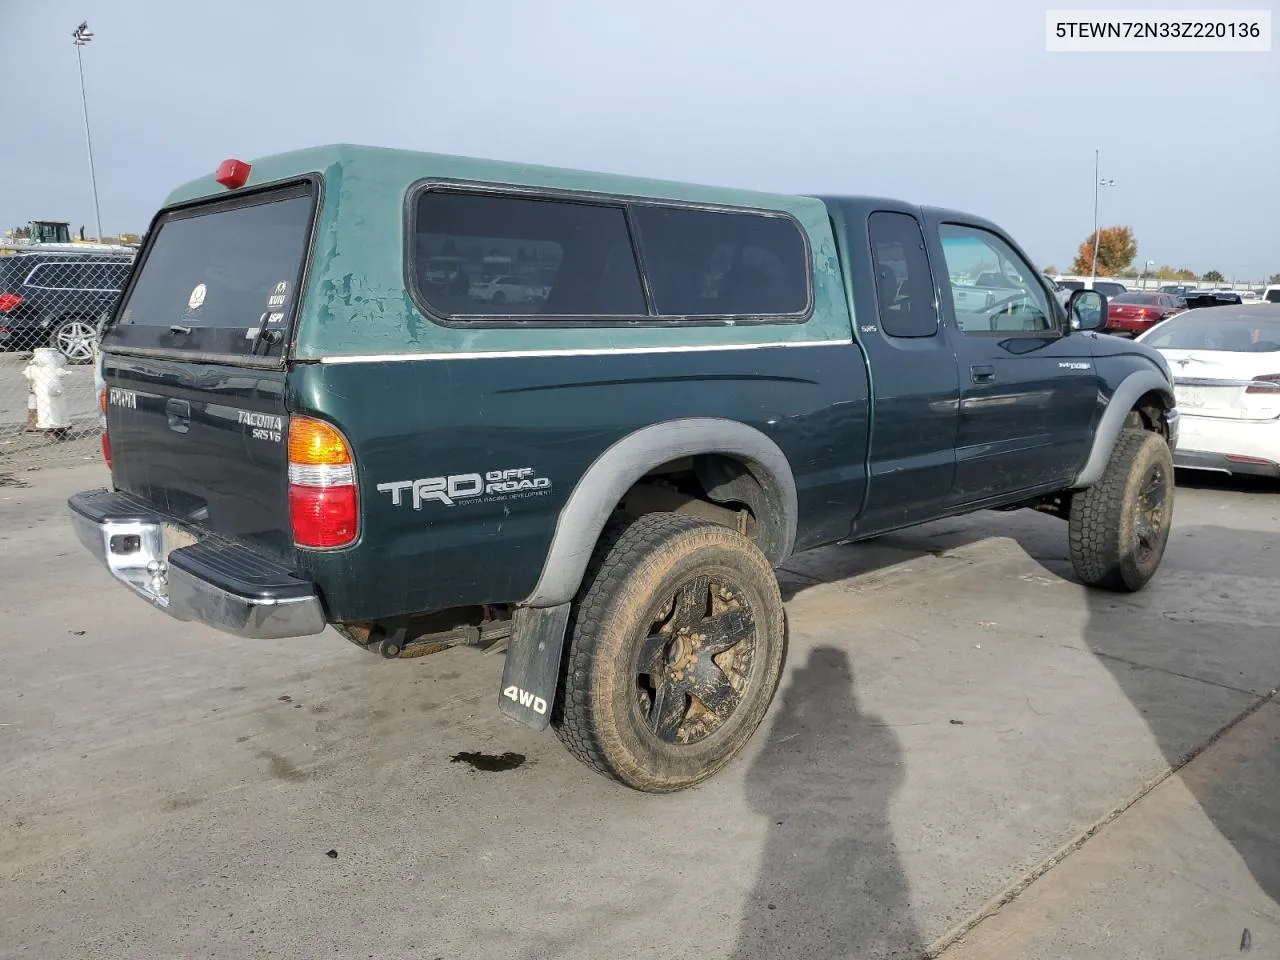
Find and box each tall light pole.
[1090,148,1114,287]
[72,21,103,242]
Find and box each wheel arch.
[521,418,798,608]
[1072,370,1176,489]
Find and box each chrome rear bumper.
[68,489,326,640]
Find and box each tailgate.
[99,180,317,558]
[104,355,293,554]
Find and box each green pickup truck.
[70,144,1178,793]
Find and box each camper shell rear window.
[104,180,317,364]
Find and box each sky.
[1,1,1276,279]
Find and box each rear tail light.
[1245,374,1280,395]
[287,416,359,548]
[0,293,23,312]
[99,386,111,469]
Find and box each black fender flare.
[1072,370,1176,489]
[521,417,798,609]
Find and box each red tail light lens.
[287,416,358,548]
[1245,374,1280,395]
[0,293,23,312]
[101,431,111,468]
[288,485,358,548]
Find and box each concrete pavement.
[942,698,1280,960]
[1,464,1278,959]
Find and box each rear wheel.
[1069,429,1174,592]
[553,513,786,793]
[51,317,97,364]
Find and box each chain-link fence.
[0,246,135,470]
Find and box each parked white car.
[468,274,543,305]
[1137,304,1280,478]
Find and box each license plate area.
[101,519,200,607]
[1175,384,1242,416]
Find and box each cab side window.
[867,211,938,338]
[938,224,1055,334]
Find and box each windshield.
[1114,293,1159,305]
[1142,310,1280,352]
[104,183,315,361]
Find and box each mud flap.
[498,603,571,731]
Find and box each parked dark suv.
[0,251,134,363]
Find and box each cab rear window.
[105,182,315,361]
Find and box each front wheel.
[51,317,97,364]
[553,513,786,793]
[1069,429,1174,592]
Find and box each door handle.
[165,397,191,434]
[971,365,996,384]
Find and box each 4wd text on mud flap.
[503,685,548,715]
[378,468,552,509]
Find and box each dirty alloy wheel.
[553,513,786,793]
[51,317,97,364]
[1069,428,1175,592]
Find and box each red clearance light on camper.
[215,158,251,189]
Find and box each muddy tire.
[1069,429,1174,592]
[553,513,786,793]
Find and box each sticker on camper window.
[267,281,289,310]
[266,311,284,325]
[187,283,207,310]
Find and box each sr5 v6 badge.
[378,467,551,509]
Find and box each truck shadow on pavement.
[729,646,923,960]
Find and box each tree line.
[1040,225,1279,284]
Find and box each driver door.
[930,221,1100,504]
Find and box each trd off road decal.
[378,467,552,509]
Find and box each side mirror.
[1068,289,1107,331]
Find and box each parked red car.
[1105,292,1186,335]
